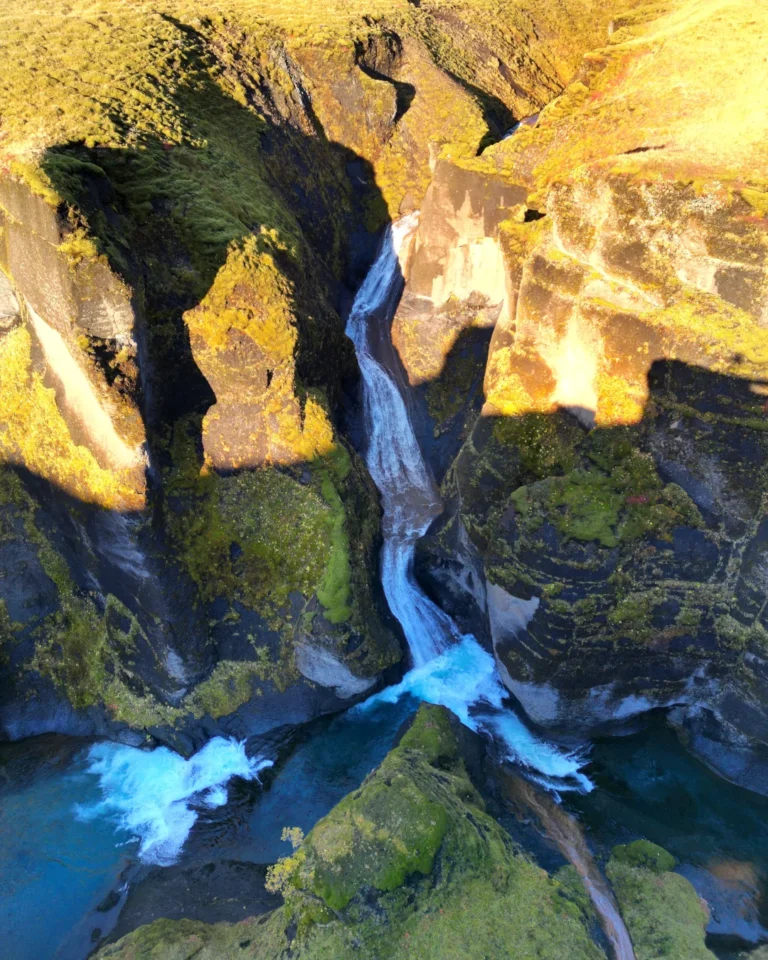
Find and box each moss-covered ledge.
[95,705,605,959]
[607,840,715,960]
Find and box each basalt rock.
[410,0,768,792]
[0,0,627,745]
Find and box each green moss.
[304,774,449,911]
[542,582,564,598]
[57,227,102,266]
[555,864,597,921]
[606,589,666,642]
[493,413,581,481]
[185,659,265,720]
[510,444,700,549]
[740,187,768,218]
[102,705,604,959]
[397,704,460,766]
[714,615,768,652]
[512,470,622,547]
[676,606,702,630]
[611,840,676,874]
[607,842,715,960]
[164,416,353,625]
[315,469,352,624]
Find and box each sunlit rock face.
[485,175,768,430]
[412,0,768,791]
[0,179,146,510]
[392,161,525,386]
[0,0,643,746]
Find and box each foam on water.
[348,217,592,793]
[75,737,272,865]
[359,636,591,791]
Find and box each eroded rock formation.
[412,0,768,790]
[0,0,634,746]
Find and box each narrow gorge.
[1,1,767,958]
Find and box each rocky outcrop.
[0,178,145,509]
[411,0,768,791]
[392,160,525,386]
[606,840,715,960]
[94,706,714,959]
[94,705,605,959]
[0,0,653,746]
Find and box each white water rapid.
[77,738,272,865]
[347,215,592,793]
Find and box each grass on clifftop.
[477,0,768,192]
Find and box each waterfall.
[345,212,460,667]
[347,217,592,792]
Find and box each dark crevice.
[354,36,416,126]
[621,144,667,155]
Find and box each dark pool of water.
[180,695,419,866]
[0,735,134,960]
[570,714,768,952]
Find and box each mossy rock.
[97,705,605,959]
[610,840,676,875]
[607,841,715,960]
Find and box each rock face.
[0,0,635,744]
[410,0,768,791]
[1,0,766,788]
[0,178,145,509]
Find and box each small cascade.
[345,212,460,667]
[347,217,591,792]
[504,775,635,960]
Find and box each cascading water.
[347,215,592,792]
[78,737,272,866]
[346,213,459,667]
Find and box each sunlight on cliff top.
[487,0,768,184]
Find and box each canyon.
[0,0,767,957]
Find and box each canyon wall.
[410,0,768,791]
[0,0,635,745]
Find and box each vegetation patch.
[164,416,355,626]
[510,444,701,549]
[99,705,604,959]
[607,841,715,960]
